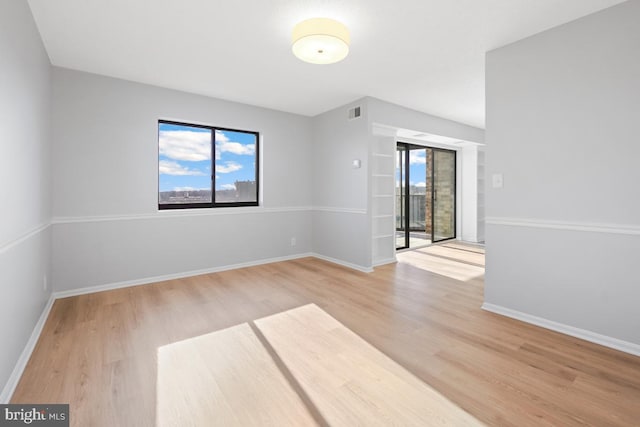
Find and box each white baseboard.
[5,264,639,405]
[372,258,397,267]
[482,303,640,357]
[54,252,374,300]
[310,253,374,273]
[0,294,55,404]
[54,253,315,299]
[4,252,375,402]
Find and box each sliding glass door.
[396,143,456,249]
[396,143,430,249]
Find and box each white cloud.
[220,183,236,190]
[409,151,426,165]
[217,161,242,173]
[215,130,255,160]
[159,160,206,176]
[159,130,211,161]
[218,141,255,155]
[414,182,427,188]
[215,130,229,142]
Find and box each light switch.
[352,159,361,169]
[492,173,503,188]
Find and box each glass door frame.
[431,147,457,243]
[396,143,409,250]
[395,142,457,250]
[396,142,430,250]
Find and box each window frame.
[158,119,260,210]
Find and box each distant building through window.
[158,120,259,209]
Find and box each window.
[158,120,259,209]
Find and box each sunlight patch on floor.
[156,323,317,426]
[396,243,485,282]
[156,304,484,426]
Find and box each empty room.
[1,0,639,425]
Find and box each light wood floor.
[12,242,640,426]
[156,303,481,426]
[156,320,319,426]
[254,303,481,426]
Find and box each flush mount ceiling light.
[292,18,350,65]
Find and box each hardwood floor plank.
[157,323,318,427]
[255,304,482,426]
[10,243,640,426]
[416,245,486,266]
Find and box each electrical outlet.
[43,275,48,291]
[290,237,297,246]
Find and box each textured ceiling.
[28,0,626,128]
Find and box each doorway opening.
[396,143,456,250]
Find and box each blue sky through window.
[158,123,257,194]
[214,129,257,191]
[409,150,427,189]
[396,149,428,190]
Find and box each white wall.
[309,97,486,269]
[367,97,485,145]
[367,98,485,250]
[485,0,640,349]
[311,100,371,270]
[0,0,52,401]
[477,148,486,243]
[51,69,314,291]
[460,146,479,242]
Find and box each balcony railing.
[396,194,427,231]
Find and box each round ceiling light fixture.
[292,18,350,65]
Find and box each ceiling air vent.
[348,106,361,120]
